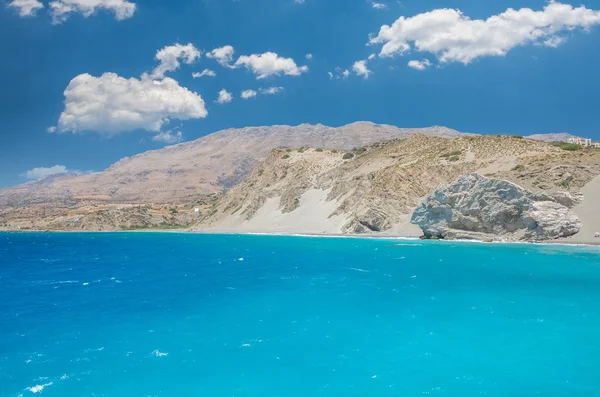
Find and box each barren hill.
[0,122,468,207]
[194,135,600,236]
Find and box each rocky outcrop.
[411,173,581,241]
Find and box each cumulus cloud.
[369,1,600,64]
[241,89,257,99]
[192,69,216,78]
[259,86,284,95]
[408,59,432,70]
[328,72,333,79]
[47,126,57,133]
[216,89,233,104]
[49,0,136,24]
[305,53,313,59]
[352,60,372,78]
[234,52,308,79]
[150,43,201,79]
[7,0,44,16]
[23,165,69,180]
[57,73,207,135]
[152,130,183,144]
[206,45,235,66]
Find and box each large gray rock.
[411,173,581,241]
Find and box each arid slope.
[0,123,467,207]
[194,136,600,235]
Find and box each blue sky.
[1,0,600,187]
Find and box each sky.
[1,0,600,187]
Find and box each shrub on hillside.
[342,152,355,160]
[552,142,581,151]
[440,150,462,158]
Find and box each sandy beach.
[558,175,600,245]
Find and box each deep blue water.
[1,233,600,397]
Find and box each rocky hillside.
[0,122,468,207]
[194,135,600,237]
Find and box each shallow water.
[1,232,600,396]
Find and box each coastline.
[2,227,600,248]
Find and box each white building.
[568,137,592,147]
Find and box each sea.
[1,232,600,397]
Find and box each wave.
[26,382,52,393]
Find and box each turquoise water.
[1,233,600,396]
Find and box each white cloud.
[408,59,431,70]
[234,52,308,79]
[305,53,313,59]
[330,68,350,79]
[192,69,216,78]
[23,165,69,180]
[49,0,136,24]
[206,45,235,66]
[8,0,44,16]
[151,43,201,79]
[371,2,387,9]
[353,60,372,78]
[294,0,305,3]
[216,89,233,104]
[368,53,376,60]
[542,36,567,48]
[241,89,257,99]
[259,86,284,95]
[47,126,57,133]
[369,1,600,65]
[57,73,207,135]
[152,130,183,144]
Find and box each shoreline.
[2,228,600,248]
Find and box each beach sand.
[559,175,600,245]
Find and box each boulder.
[411,173,581,241]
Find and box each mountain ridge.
[0,122,469,206]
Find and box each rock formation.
[411,173,582,241]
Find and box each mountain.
[193,135,600,236]
[525,133,580,142]
[4,133,600,236]
[0,122,469,207]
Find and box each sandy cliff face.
[0,122,468,207]
[194,135,600,238]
